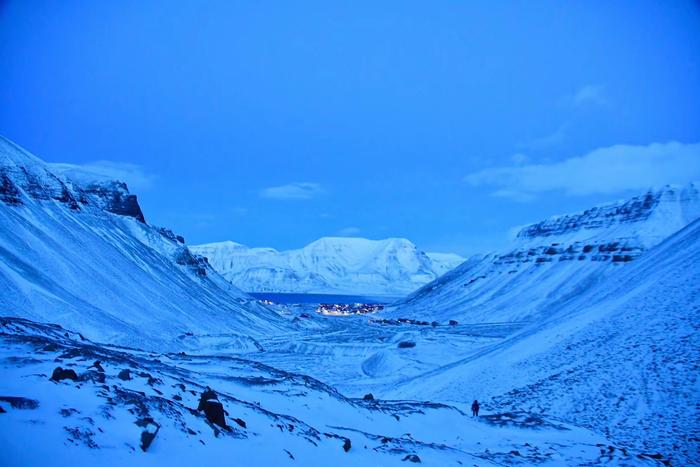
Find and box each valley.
[1,136,698,465]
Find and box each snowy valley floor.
[0,314,679,466]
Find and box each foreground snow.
[0,318,659,466]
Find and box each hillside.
[386,218,700,464]
[0,136,288,351]
[389,183,700,323]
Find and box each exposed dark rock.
[174,248,208,277]
[402,454,421,463]
[197,388,218,409]
[60,408,79,417]
[50,367,78,382]
[198,388,227,428]
[397,341,416,349]
[146,376,160,386]
[612,254,634,263]
[343,438,351,452]
[81,370,106,384]
[598,242,620,252]
[449,320,459,326]
[83,181,146,223]
[0,396,39,409]
[201,400,227,428]
[136,418,160,452]
[118,369,132,381]
[232,417,247,428]
[90,361,105,372]
[363,393,375,401]
[0,173,22,205]
[156,227,186,244]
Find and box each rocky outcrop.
[157,227,185,244]
[83,181,145,223]
[175,248,209,277]
[0,137,147,223]
[517,184,700,244]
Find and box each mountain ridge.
[0,136,288,350]
[191,236,464,296]
[389,182,700,323]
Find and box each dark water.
[249,292,402,305]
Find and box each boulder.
[198,388,227,428]
[402,454,421,463]
[363,393,375,401]
[117,369,132,381]
[343,438,351,452]
[50,367,78,382]
[136,418,160,452]
[201,399,227,428]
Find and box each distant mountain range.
[191,237,464,296]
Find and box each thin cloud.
[50,161,156,191]
[259,182,324,200]
[565,84,607,107]
[465,141,700,201]
[517,123,568,150]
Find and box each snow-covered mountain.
[389,183,700,323]
[386,216,700,464]
[0,136,287,350]
[191,237,464,296]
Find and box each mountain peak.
[192,236,463,295]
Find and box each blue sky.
[1,1,699,255]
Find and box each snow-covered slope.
[0,317,658,466]
[0,136,287,350]
[389,183,700,323]
[387,217,700,464]
[191,237,464,296]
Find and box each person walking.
[471,399,480,417]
